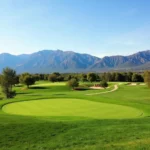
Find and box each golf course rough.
[2,99,142,119]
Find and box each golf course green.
[2,98,142,119]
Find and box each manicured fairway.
[3,98,142,119]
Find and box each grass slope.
[0,81,150,150]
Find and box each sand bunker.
[90,86,104,89]
[128,83,137,86]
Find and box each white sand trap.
[129,83,137,86]
[90,86,104,89]
[86,85,118,96]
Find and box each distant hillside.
[0,50,150,73]
[90,50,150,71]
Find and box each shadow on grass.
[0,97,4,100]
[14,85,23,87]
[73,87,90,91]
[17,92,33,95]
[30,86,47,89]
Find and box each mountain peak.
[0,50,149,73]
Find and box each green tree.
[115,73,124,81]
[19,73,35,88]
[127,72,133,82]
[80,73,87,82]
[100,80,108,88]
[48,72,64,82]
[33,74,40,81]
[132,73,138,82]
[87,73,97,82]
[67,75,72,81]
[48,74,57,82]
[105,72,112,81]
[67,78,79,89]
[111,72,116,81]
[44,74,48,80]
[13,75,20,86]
[53,72,60,76]
[122,72,128,82]
[0,67,16,98]
[132,73,143,82]
[144,71,150,88]
[57,75,64,82]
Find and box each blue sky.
[0,0,150,57]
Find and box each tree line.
[16,72,144,82]
[42,72,144,82]
[0,67,150,99]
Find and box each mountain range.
[0,50,150,73]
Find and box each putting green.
[2,99,143,119]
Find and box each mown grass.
[3,99,141,119]
[0,81,150,150]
